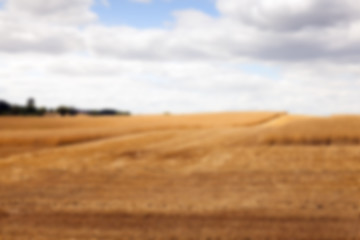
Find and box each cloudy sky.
[1,0,360,114]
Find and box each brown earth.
[1,112,360,240]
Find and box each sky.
[1,0,360,114]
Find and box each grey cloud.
[250,37,330,61]
[7,0,91,15]
[83,2,360,63]
[0,20,83,53]
[249,31,360,62]
[0,35,82,54]
[5,0,97,25]
[217,0,360,31]
[87,18,360,63]
[48,60,126,76]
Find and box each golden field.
[1,112,360,239]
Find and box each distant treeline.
[0,98,131,117]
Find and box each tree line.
[0,98,131,117]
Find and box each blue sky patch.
[240,64,281,80]
[92,0,219,28]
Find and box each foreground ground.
[1,112,360,239]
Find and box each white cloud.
[130,0,152,3]
[100,0,110,7]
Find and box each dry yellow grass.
[1,112,360,239]
[0,112,282,157]
[255,115,360,145]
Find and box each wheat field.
[1,112,360,240]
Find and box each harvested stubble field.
[1,112,360,240]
